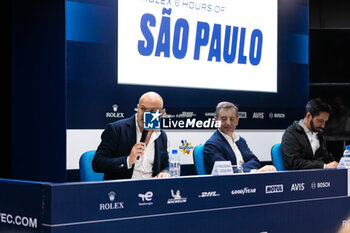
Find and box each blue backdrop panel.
[66,0,309,130]
[0,179,48,233]
[2,169,348,233]
[12,0,66,182]
[46,198,350,233]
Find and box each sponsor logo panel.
[167,189,187,204]
[0,212,38,229]
[99,191,124,211]
[179,139,194,155]
[290,183,305,191]
[198,191,220,198]
[106,104,125,118]
[310,181,331,189]
[265,184,283,194]
[231,187,257,195]
[138,191,154,206]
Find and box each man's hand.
[155,171,170,178]
[257,165,276,173]
[128,142,146,167]
[325,161,338,168]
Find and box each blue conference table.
[1,169,349,233]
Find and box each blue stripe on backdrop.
[66,1,115,44]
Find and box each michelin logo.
[167,189,187,204]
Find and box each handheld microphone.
[140,129,148,143]
[137,130,148,160]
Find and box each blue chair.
[193,144,207,175]
[79,150,104,181]
[271,143,286,171]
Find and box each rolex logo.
[112,104,118,112]
[108,191,116,202]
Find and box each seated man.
[281,98,338,170]
[204,101,276,174]
[92,91,170,180]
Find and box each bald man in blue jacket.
[92,92,170,180]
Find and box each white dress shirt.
[128,116,161,179]
[298,120,320,155]
[218,129,245,166]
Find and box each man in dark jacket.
[92,91,170,180]
[204,101,276,174]
[281,98,338,170]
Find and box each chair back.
[79,150,104,181]
[271,143,286,171]
[193,144,207,175]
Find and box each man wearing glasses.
[92,91,170,180]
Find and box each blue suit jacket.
[204,130,261,174]
[92,115,169,180]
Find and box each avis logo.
[179,140,194,155]
[290,183,305,191]
[252,112,264,119]
[143,110,161,129]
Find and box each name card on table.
[337,157,350,169]
[211,161,233,176]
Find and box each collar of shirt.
[218,129,240,142]
[298,120,318,137]
[298,120,320,155]
[132,115,161,179]
[218,129,244,165]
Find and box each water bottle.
[169,150,181,177]
[343,145,350,158]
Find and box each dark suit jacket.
[281,121,332,170]
[203,130,261,174]
[92,115,169,180]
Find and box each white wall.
[67,129,284,170]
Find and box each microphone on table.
[137,129,148,160]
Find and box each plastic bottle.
[343,145,350,158]
[169,150,181,177]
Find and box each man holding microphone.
[92,91,170,180]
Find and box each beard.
[310,118,322,132]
